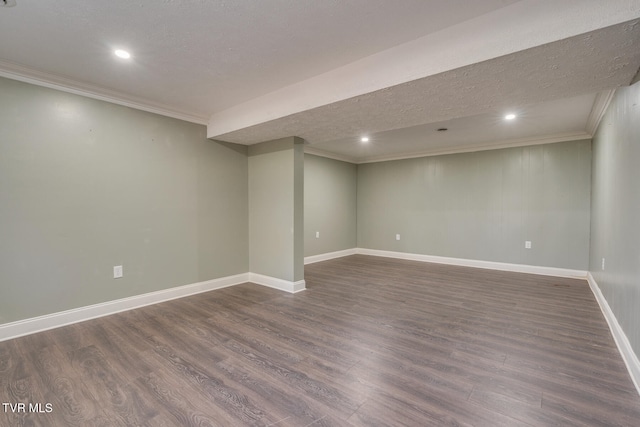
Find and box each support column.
[248,137,305,292]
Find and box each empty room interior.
[2,1,640,425]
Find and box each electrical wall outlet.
[525,241,532,249]
[316,231,320,238]
[113,265,123,279]
[396,234,401,241]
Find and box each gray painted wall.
[304,154,357,257]
[248,137,304,282]
[293,142,305,281]
[0,77,248,324]
[357,140,592,270]
[590,82,640,356]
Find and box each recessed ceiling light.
[505,113,517,120]
[114,49,131,59]
[361,137,370,143]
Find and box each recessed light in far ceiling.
[1,0,17,7]
[361,137,370,143]
[505,113,517,120]
[114,49,131,59]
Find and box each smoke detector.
[1,0,17,7]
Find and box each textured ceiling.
[0,0,518,119]
[214,20,640,146]
[310,93,597,163]
[1,1,640,162]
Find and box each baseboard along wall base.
[0,271,305,343]
[308,247,639,396]
[4,249,638,397]
[304,248,358,264]
[356,248,587,278]
[0,273,250,343]
[248,273,306,293]
[587,273,640,396]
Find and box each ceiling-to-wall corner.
[303,146,358,164]
[586,89,617,136]
[630,65,640,85]
[356,132,593,165]
[3,1,639,162]
[0,60,209,125]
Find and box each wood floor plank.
[142,331,279,426]
[27,342,106,426]
[69,344,159,425]
[541,391,640,427]
[223,307,362,374]
[213,356,345,427]
[136,371,222,427]
[221,338,364,419]
[86,320,156,380]
[2,372,55,427]
[1,254,639,425]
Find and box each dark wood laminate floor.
[2,255,640,426]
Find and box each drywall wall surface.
[304,154,357,257]
[357,140,591,270]
[0,76,248,324]
[590,82,640,356]
[293,143,305,281]
[197,140,249,281]
[248,137,304,282]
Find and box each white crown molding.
[304,248,358,265]
[0,273,250,343]
[353,131,592,164]
[587,273,640,396]
[586,89,616,136]
[248,273,306,293]
[304,146,357,164]
[0,60,209,125]
[631,66,640,85]
[355,248,587,279]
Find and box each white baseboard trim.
[0,249,588,345]
[355,248,587,279]
[0,273,250,343]
[0,270,309,343]
[587,273,640,396]
[249,273,306,293]
[304,248,358,265]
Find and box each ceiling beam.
[207,0,640,141]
